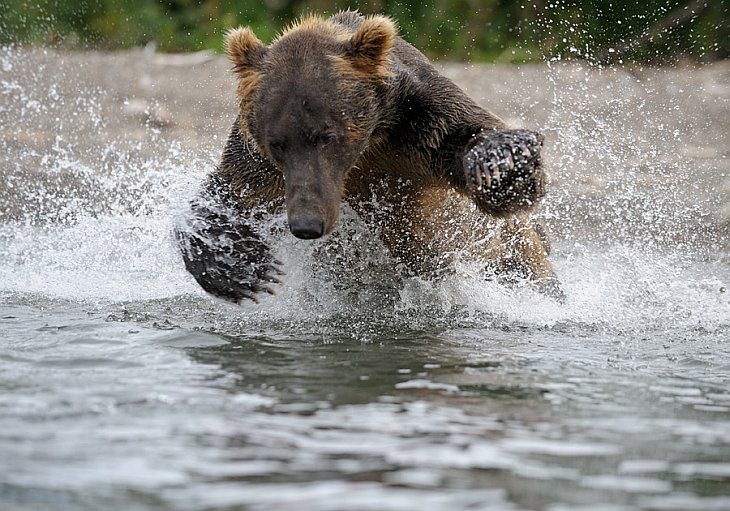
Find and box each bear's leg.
[495,216,565,301]
[350,182,469,277]
[175,186,284,303]
[462,129,546,216]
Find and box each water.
[1,46,729,511]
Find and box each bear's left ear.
[344,16,396,77]
[225,26,268,76]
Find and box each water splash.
[0,45,728,338]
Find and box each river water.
[1,47,729,510]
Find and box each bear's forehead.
[260,84,339,129]
[267,28,346,68]
[270,86,323,111]
[260,40,342,98]
[259,64,338,103]
[273,18,349,47]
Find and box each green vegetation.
[1,0,727,63]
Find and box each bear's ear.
[344,16,396,77]
[225,27,268,75]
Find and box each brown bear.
[176,11,561,303]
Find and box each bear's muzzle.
[289,217,325,239]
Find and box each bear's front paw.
[217,254,286,304]
[463,129,546,215]
[178,227,286,304]
[175,197,287,304]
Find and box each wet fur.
[178,11,559,302]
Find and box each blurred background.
[0,0,727,63]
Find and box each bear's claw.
[180,243,285,304]
[465,129,543,190]
[463,129,545,214]
[237,268,284,304]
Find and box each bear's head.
[225,15,396,239]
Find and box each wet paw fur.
[176,197,285,304]
[463,129,546,215]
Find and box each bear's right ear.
[225,27,268,75]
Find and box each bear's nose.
[289,217,325,239]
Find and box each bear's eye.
[268,141,286,157]
[317,132,338,147]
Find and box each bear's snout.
[284,166,342,240]
[289,216,325,240]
